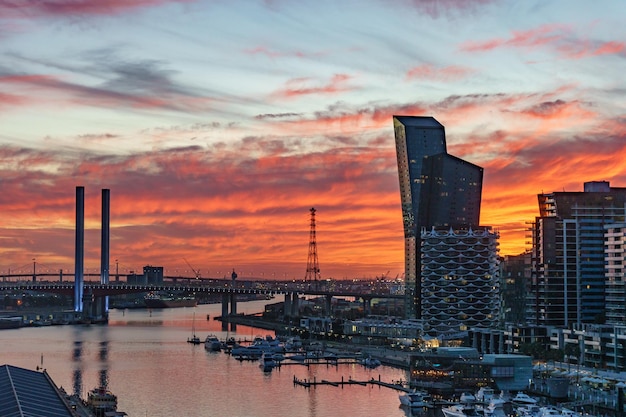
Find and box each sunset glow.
[1,1,625,280]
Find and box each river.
[1,300,412,417]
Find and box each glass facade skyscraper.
[393,116,487,321]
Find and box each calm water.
[1,300,411,417]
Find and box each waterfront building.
[408,347,532,392]
[528,181,626,327]
[342,317,428,346]
[393,116,498,333]
[548,323,626,372]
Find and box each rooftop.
[0,364,75,417]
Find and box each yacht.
[204,335,221,352]
[459,392,477,404]
[441,403,485,417]
[361,356,381,368]
[511,392,538,405]
[536,406,582,417]
[398,390,433,409]
[475,387,496,403]
[259,352,276,372]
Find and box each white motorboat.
[204,335,221,351]
[441,403,485,417]
[484,398,507,417]
[475,387,496,403]
[516,405,541,417]
[511,392,538,405]
[459,392,477,404]
[361,356,381,368]
[536,406,582,417]
[398,390,433,409]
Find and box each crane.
[183,258,201,279]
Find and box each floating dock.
[293,375,410,392]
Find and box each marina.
[0,301,410,417]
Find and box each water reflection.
[99,340,109,389]
[72,339,83,396]
[71,327,111,396]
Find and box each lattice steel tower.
[304,207,321,282]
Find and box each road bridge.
[0,278,405,324]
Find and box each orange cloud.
[460,23,625,61]
[460,24,569,52]
[405,64,473,81]
[270,74,356,100]
[1,88,625,279]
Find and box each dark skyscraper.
[394,116,484,319]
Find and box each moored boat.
[87,386,118,416]
[511,392,538,405]
[187,312,201,344]
[259,352,276,372]
[361,356,381,368]
[441,403,485,417]
[399,389,433,409]
[204,335,221,351]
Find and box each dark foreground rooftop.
[0,364,75,417]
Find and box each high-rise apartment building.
[529,181,626,327]
[393,116,498,331]
[605,223,626,324]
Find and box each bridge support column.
[229,293,237,315]
[100,189,110,313]
[291,293,299,317]
[82,288,93,321]
[283,294,291,320]
[221,294,229,330]
[325,295,332,317]
[362,297,371,316]
[74,186,85,312]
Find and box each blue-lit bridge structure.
[0,274,405,323]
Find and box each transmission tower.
[304,207,321,283]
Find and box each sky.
[1,0,625,280]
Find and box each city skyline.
[1,1,625,279]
